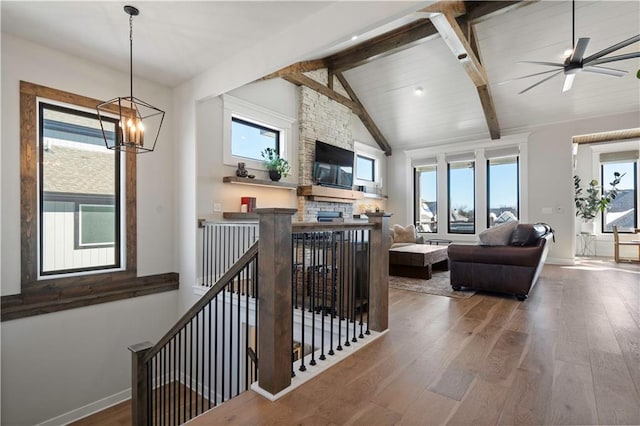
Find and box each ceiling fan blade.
[562,74,575,92]
[518,70,563,94]
[519,60,565,67]
[587,52,640,67]
[569,38,590,64]
[498,69,563,85]
[583,66,628,77]
[583,34,640,64]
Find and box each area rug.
[388,271,476,299]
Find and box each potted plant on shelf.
[261,147,290,182]
[574,172,624,233]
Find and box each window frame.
[222,94,295,173]
[38,102,122,275]
[230,116,281,162]
[600,160,638,234]
[355,154,376,182]
[1,81,178,322]
[486,156,520,228]
[447,160,476,235]
[413,164,438,233]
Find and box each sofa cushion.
[478,220,519,246]
[392,224,417,244]
[510,223,550,246]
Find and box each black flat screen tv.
[313,140,354,189]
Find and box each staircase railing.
[130,209,390,425]
[129,242,259,425]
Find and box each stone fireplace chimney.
[297,71,355,222]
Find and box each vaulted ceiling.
[2,1,639,152]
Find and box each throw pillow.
[478,220,519,246]
[392,224,417,243]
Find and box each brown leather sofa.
[447,223,554,301]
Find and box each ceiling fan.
[506,0,640,94]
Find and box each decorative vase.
[269,170,281,182]
[580,220,595,234]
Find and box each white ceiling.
[1,1,334,87]
[2,1,639,149]
[345,1,640,149]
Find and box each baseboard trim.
[35,389,130,426]
[545,257,575,265]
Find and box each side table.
[577,232,595,256]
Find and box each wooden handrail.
[143,241,259,363]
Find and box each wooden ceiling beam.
[335,72,392,156]
[325,1,525,73]
[427,11,500,139]
[282,73,361,114]
[326,19,438,72]
[260,59,327,81]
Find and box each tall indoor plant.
[574,171,624,232]
[261,147,290,181]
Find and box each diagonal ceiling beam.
[426,10,501,139]
[334,72,392,156]
[282,73,361,113]
[260,59,327,81]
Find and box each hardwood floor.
[75,260,640,425]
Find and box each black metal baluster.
[200,309,205,413]
[237,272,241,397]
[147,361,152,425]
[208,302,212,410]
[291,235,296,377]
[337,231,344,352]
[214,294,218,407]
[177,330,181,424]
[162,346,166,426]
[319,233,327,361]
[228,279,233,400]
[299,233,307,372]
[351,231,357,343]
[172,337,176,426]
[245,264,251,387]
[358,230,365,339]
[221,283,226,403]
[344,230,351,348]
[182,326,186,424]
[329,231,336,356]
[254,256,259,381]
[309,234,317,366]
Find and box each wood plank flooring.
[74,260,640,425]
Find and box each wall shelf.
[222,176,297,190]
[297,185,364,203]
[222,212,259,220]
[362,193,388,200]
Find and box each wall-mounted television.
[313,140,354,189]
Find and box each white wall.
[1,34,179,424]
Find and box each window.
[601,157,637,233]
[39,103,121,275]
[222,94,295,172]
[231,117,280,162]
[448,161,475,234]
[5,81,177,322]
[414,165,437,233]
[487,156,519,227]
[78,204,116,247]
[356,155,375,182]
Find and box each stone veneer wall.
[298,70,354,222]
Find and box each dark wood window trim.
[1,81,178,322]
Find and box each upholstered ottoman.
[389,245,449,279]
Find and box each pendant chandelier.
[97,5,164,153]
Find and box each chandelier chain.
[129,13,134,99]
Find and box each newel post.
[256,208,296,396]
[129,341,153,426]
[367,212,392,332]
